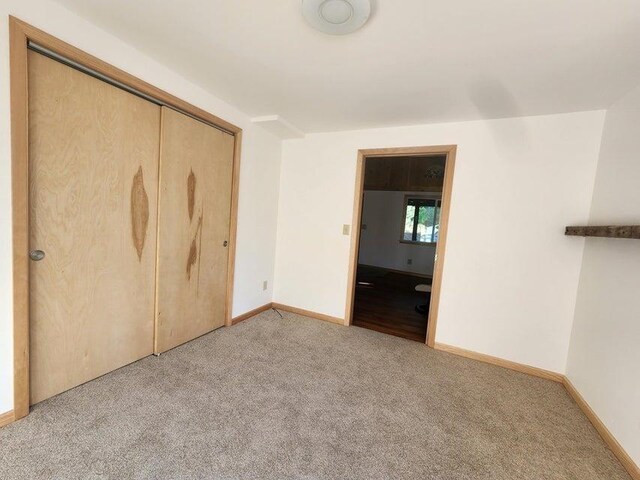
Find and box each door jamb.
[343,145,457,347]
[9,16,242,420]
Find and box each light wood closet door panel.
[28,51,161,404]
[155,107,234,353]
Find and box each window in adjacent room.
[401,196,441,244]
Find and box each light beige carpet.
[0,310,630,479]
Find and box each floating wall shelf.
[565,225,640,239]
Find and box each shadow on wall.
[469,78,531,154]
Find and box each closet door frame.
[9,16,242,422]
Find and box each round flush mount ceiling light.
[302,0,371,35]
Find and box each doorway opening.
[345,146,456,346]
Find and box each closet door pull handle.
[29,250,45,261]
[223,241,228,247]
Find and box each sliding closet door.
[155,107,235,353]
[28,51,161,404]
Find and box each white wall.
[566,84,640,466]
[273,111,605,373]
[359,191,437,276]
[0,1,282,414]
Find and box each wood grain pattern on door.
[28,51,161,404]
[155,107,235,353]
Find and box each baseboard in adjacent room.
[433,342,564,383]
[272,303,345,326]
[0,410,15,428]
[231,303,274,325]
[563,377,640,480]
[358,263,433,279]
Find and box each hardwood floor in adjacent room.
[352,265,431,342]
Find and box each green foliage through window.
[403,197,441,243]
